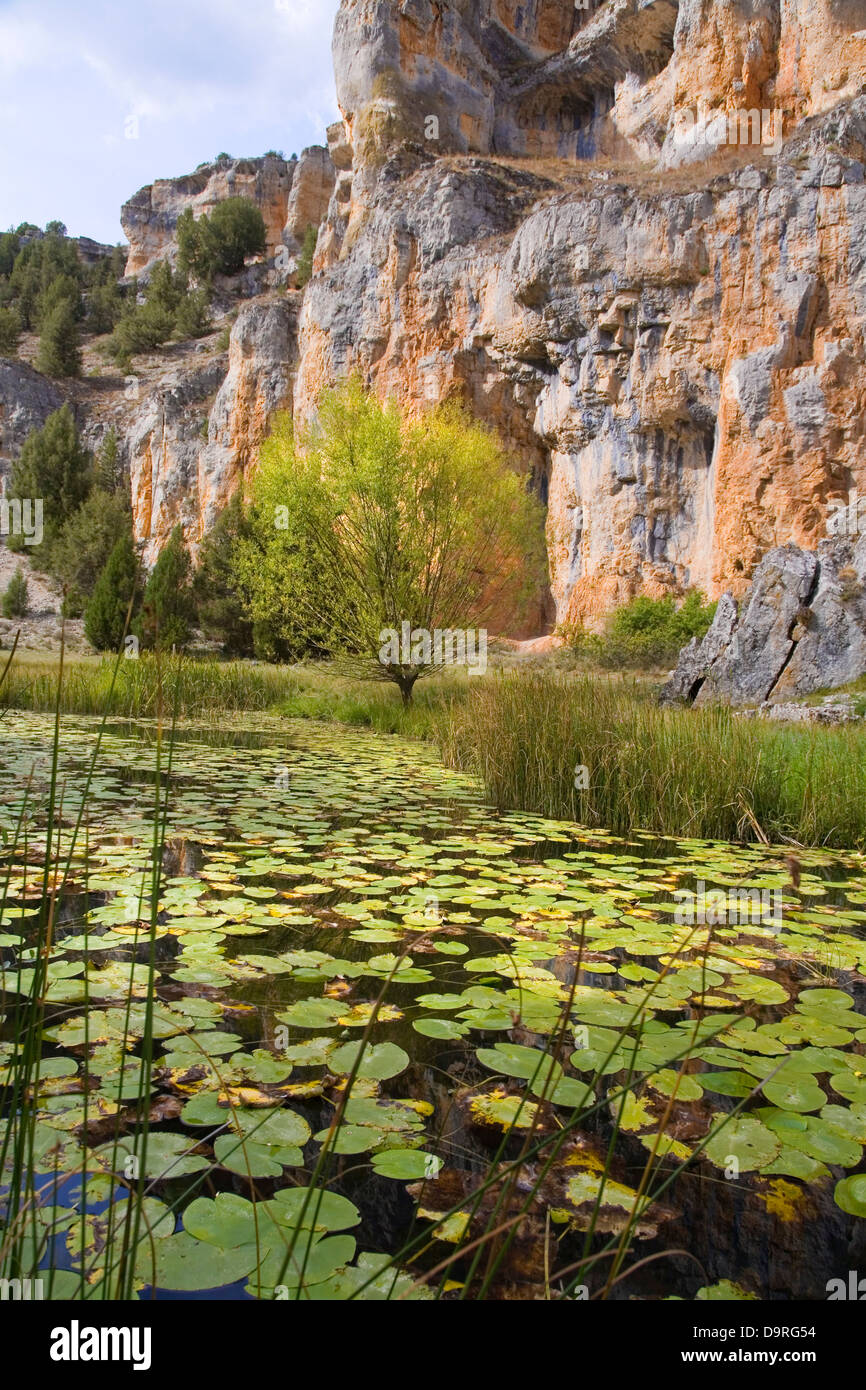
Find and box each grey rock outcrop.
[0,360,65,492]
[662,538,866,706]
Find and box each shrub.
[563,590,718,670]
[134,525,194,652]
[84,533,139,651]
[295,225,318,288]
[1,567,28,618]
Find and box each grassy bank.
[0,652,470,735]
[439,670,866,847]
[1,653,300,720]
[4,653,865,846]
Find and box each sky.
[0,0,341,245]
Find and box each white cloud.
[0,0,341,240]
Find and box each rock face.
[7,1,866,628]
[122,151,334,278]
[661,537,866,705]
[121,300,299,566]
[294,0,866,627]
[0,360,64,492]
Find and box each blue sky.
[0,0,341,245]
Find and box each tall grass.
[439,670,866,846]
[0,653,297,720]
[1,653,471,737]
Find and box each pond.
[1,713,865,1301]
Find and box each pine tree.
[135,526,194,651]
[36,298,81,377]
[50,488,132,616]
[0,307,21,356]
[84,533,139,651]
[94,429,122,492]
[193,494,254,655]
[9,405,91,552]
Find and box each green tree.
[0,231,20,278]
[193,494,254,655]
[84,533,140,652]
[0,307,20,355]
[107,262,209,362]
[9,228,81,329]
[173,285,211,339]
[294,225,318,288]
[1,567,28,618]
[135,525,195,651]
[36,272,82,330]
[9,405,91,552]
[94,429,123,493]
[86,280,124,335]
[177,199,266,281]
[36,298,81,377]
[237,382,546,701]
[50,488,132,616]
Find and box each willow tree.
[236,382,546,702]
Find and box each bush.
[177,199,266,281]
[134,526,194,652]
[0,306,20,355]
[84,533,139,651]
[295,225,318,288]
[563,591,718,670]
[36,298,80,377]
[107,262,210,362]
[1,567,28,618]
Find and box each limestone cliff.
[122,149,335,278]
[297,0,866,627]
[6,0,866,642]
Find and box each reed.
[438,669,866,846]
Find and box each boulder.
[662,541,866,706]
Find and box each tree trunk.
[396,673,418,707]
